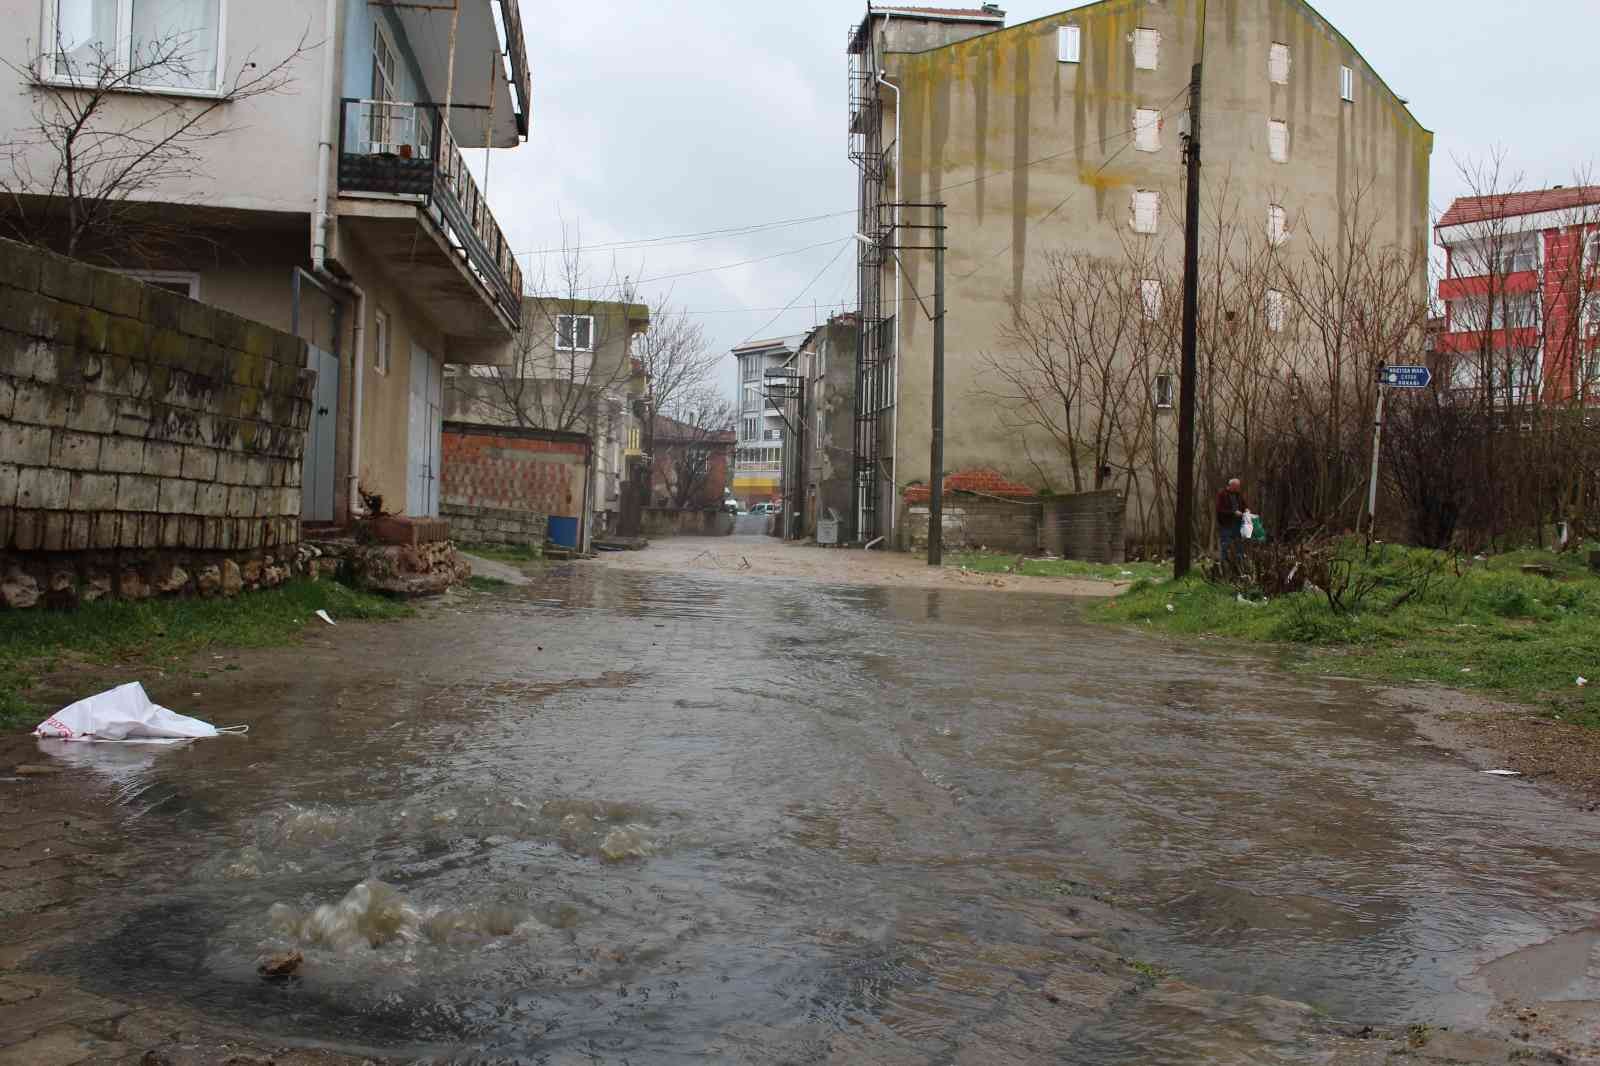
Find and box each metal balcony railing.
[338,99,524,324]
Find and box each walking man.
[1215,477,1247,572]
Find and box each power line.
[738,239,854,346]
[514,211,856,258]
[549,237,852,294]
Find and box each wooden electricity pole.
[1173,5,1207,578]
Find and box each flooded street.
[9,539,1600,1063]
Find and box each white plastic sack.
[34,683,238,742]
[1240,511,1255,539]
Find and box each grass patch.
[459,543,543,564]
[950,551,1168,583]
[467,575,511,591]
[1098,544,1600,728]
[0,579,410,733]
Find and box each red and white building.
[1435,185,1600,404]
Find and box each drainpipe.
[876,56,903,543]
[306,0,368,521]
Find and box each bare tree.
[1,25,311,264]
[654,389,736,509]
[632,299,720,501]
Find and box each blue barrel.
[548,516,580,548]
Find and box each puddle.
[32,563,1600,1062]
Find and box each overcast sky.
[479,0,1598,401]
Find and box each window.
[742,356,761,382]
[1340,65,1355,102]
[1131,189,1159,234]
[1154,373,1174,409]
[742,416,759,441]
[47,0,224,93]
[374,308,390,374]
[1453,295,1539,331]
[556,314,594,352]
[118,269,198,298]
[1494,235,1539,275]
[1132,27,1160,71]
[1268,119,1289,163]
[1058,24,1081,63]
[1268,42,1290,85]
[1266,289,1287,333]
[765,428,783,442]
[1133,107,1161,152]
[1585,232,1600,273]
[1268,203,1288,247]
[1140,279,1162,321]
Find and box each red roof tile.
[1438,185,1600,228]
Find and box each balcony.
[336,99,524,348]
[1438,269,1539,303]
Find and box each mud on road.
[3,548,1600,1064]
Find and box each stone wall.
[903,495,1040,554]
[442,503,547,550]
[1041,491,1126,564]
[641,508,733,538]
[0,238,312,608]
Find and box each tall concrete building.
[731,335,803,505]
[848,1,1432,546]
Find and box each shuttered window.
[1269,42,1290,85]
[1133,108,1160,152]
[1058,24,1081,63]
[1131,190,1159,234]
[1268,119,1289,163]
[1133,27,1159,70]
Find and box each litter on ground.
[33,683,247,743]
[1480,769,1521,777]
[316,609,337,626]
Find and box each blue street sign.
[1381,365,1432,389]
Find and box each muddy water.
[37,564,1600,1063]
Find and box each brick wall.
[1041,490,1126,563]
[0,238,312,607]
[440,422,589,536]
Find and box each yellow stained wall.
[879,0,1433,535]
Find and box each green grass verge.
[0,579,411,733]
[1097,545,1600,729]
[459,543,543,564]
[949,551,1169,583]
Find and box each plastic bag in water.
[34,682,243,742]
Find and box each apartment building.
[445,297,652,540]
[776,315,858,540]
[0,0,530,525]
[847,0,1432,545]
[1435,185,1600,405]
[731,334,803,506]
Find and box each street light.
[853,232,877,247]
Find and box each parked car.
[749,503,772,516]
[721,499,740,515]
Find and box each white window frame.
[1268,119,1289,164]
[556,313,595,352]
[1154,372,1174,409]
[1266,289,1288,333]
[1133,107,1161,152]
[1268,203,1288,247]
[118,269,199,299]
[374,308,390,375]
[40,0,230,97]
[1057,24,1081,64]
[1131,189,1159,234]
[1132,27,1160,71]
[1340,65,1355,102]
[1140,279,1162,321]
[1268,42,1290,85]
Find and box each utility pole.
[1365,361,1388,539]
[928,202,947,567]
[1173,9,1207,578]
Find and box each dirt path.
[595,534,1131,597]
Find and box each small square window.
[1140,279,1162,320]
[1269,42,1290,85]
[1267,204,1288,246]
[1268,119,1289,163]
[557,314,594,352]
[1266,289,1288,333]
[374,308,390,374]
[1154,373,1174,409]
[1133,107,1161,152]
[1340,65,1355,102]
[1131,190,1159,234]
[1058,24,1081,64]
[1133,27,1160,71]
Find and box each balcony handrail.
[338,98,524,323]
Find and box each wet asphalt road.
[18,546,1600,1064]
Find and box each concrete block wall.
[0,238,312,607]
[1040,491,1127,564]
[904,495,1040,554]
[442,503,547,550]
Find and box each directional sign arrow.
[1381,365,1432,389]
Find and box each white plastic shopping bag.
[34,683,241,742]
[1240,511,1255,540]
